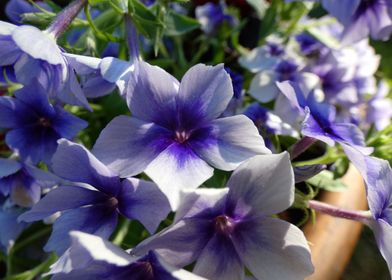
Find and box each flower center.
[215,215,235,235]
[108,196,119,208]
[174,130,190,144]
[38,117,51,128]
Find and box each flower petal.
[44,205,118,255]
[193,234,244,280]
[93,115,172,178]
[52,139,121,196]
[132,218,212,267]
[0,158,22,178]
[125,61,179,128]
[117,178,171,234]
[18,186,108,222]
[249,71,280,103]
[177,64,233,125]
[232,217,314,280]
[144,142,214,210]
[225,152,294,217]
[190,115,271,171]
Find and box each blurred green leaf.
[307,170,347,192]
[164,11,200,36]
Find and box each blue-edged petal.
[193,233,244,280]
[322,0,360,25]
[301,107,336,146]
[44,204,118,255]
[100,57,134,96]
[52,107,87,139]
[0,158,22,177]
[93,115,172,178]
[330,123,374,155]
[132,218,213,267]
[117,178,170,234]
[19,186,109,222]
[176,64,233,127]
[126,61,179,128]
[189,115,271,171]
[276,81,307,110]
[144,142,214,210]
[225,152,294,218]
[232,217,314,280]
[52,139,121,196]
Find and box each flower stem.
[308,199,372,223]
[46,0,88,39]
[289,136,318,160]
[125,15,140,62]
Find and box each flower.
[5,0,52,24]
[19,139,171,255]
[195,2,236,35]
[0,20,90,109]
[276,81,373,155]
[0,157,60,207]
[92,62,271,209]
[367,80,392,131]
[0,82,87,164]
[48,231,207,280]
[132,153,314,280]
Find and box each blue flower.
[5,0,52,25]
[0,21,91,109]
[20,139,171,255]
[0,157,60,207]
[195,2,236,35]
[0,82,87,164]
[92,62,271,209]
[276,81,373,155]
[48,231,207,280]
[132,153,314,280]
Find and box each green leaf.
[306,26,340,49]
[307,170,347,192]
[88,0,107,5]
[164,11,200,36]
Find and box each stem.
[124,15,140,62]
[46,0,88,39]
[289,136,318,160]
[308,199,372,223]
[112,219,131,246]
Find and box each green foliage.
[307,170,347,192]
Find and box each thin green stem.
[112,219,131,246]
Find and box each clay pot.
[304,165,367,280]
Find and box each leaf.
[88,0,107,5]
[164,11,200,36]
[306,26,340,49]
[307,170,347,192]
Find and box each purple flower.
[195,3,236,35]
[92,62,270,209]
[0,21,91,109]
[132,153,314,279]
[367,80,392,130]
[248,59,319,103]
[19,139,170,255]
[0,157,60,207]
[295,32,324,56]
[0,82,87,164]
[276,81,373,155]
[48,231,207,280]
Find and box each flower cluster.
[0,0,392,279]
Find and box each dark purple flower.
[132,153,314,280]
[276,81,373,155]
[92,62,270,209]
[0,20,91,109]
[295,32,324,56]
[0,82,87,164]
[48,231,206,280]
[0,157,60,207]
[195,3,236,35]
[19,139,170,255]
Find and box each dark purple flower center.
[38,117,51,128]
[266,42,285,57]
[215,215,235,235]
[357,0,378,15]
[275,60,298,81]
